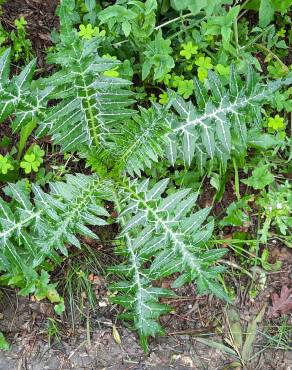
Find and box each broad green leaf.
[259,0,274,27]
[226,308,243,352]
[193,337,238,357]
[0,332,9,351]
[142,31,174,81]
[241,165,274,190]
[242,304,266,362]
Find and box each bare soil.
[0,290,291,370]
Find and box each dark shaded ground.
[0,281,291,370]
[0,243,291,369]
[1,0,59,68]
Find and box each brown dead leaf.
[38,33,51,41]
[268,286,292,317]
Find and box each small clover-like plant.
[79,24,105,39]
[276,27,286,38]
[195,55,213,81]
[177,79,194,99]
[266,114,285,131]
[180,41,198,60]
[10,16,32,62]
[20,144,45,174]
[0,154,14,174]
[171,74,184,88]
[158,73,171,86]
[215,64,230,76]
[158,92,169,104]
[102,54,120,77]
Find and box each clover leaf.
[276,27,286,38]
[180,41,198,60]
[0,154,14,175]
[177,79,194,99]
[267,114,285,131]
[20,144,45,174]
[215,64,230,76]
[195,56,213,81]
[15,16,27,30]
[79,24,105,40]
[20,153,38,174]
[171,74,184,88]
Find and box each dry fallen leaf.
[112,325,121,345]
[268,286,292,317]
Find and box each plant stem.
[155,12,194,30]
[233,17,239,52]
[240,0,251,11]
[233,158,241,200]
[241,24,273,51]
[256,43,289,72]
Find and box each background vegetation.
[0,0,291,365]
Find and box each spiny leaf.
[167,68,290,169]
[0,174,110,276]
[110,178,229,350]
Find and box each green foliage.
[17,120,37,160]
[267,61,289,79]
[0,173,111,288]
[257,182,292,242]
[46,317,61,346]
[180,41,198,60]
[241,165,274,190]
[0,22,8,55]
[110,178,229,350]
[0,15,32,62]
[20,144,45,174]
[0,332,9,350]
[272,87,292,112]
[245,0,292,27]
[0,154,14,174]
[11,16,33,62]
[98,0,157,40]
[202,5,240,49]
[266,114,285,132]
[220,196,252,227]
[79,23,105,39]
[176,79,194,98]
[170,0,232,16]
[0,0,291,352]
[142,30,174,80]
[0,48,50,133]
[166,68,290,168]
[36,34,134,152]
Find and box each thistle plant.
[0,0,290,351]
